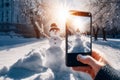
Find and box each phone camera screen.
[66,14,92,54]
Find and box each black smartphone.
[66,10,92,67]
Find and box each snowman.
[76,28,81,39]
[45,23,64,70]
[75,29,91,53]
[69,28,85,53]
[49,23,62,47]
[45,25,84,80]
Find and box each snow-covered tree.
[89,0,120,40]
[14,0,49,38]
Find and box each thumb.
[77,54,104,78]
[77,54,97,68]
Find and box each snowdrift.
[0,49,54,80]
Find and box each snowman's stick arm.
[35,21,50,39]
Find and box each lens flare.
[57,6,69,23]
[51,3,70,31]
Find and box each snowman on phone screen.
[75,29,91,53]
[69,29,85,53]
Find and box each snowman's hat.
[49,23,60,32]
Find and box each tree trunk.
[30,18,40,38]
[93,26,99,41]
[102,27,107,41]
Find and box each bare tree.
[15,0,48,38]
[89,0,120,40]
[93,24,100,40]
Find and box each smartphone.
[66,10,92,66]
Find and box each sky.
[43,0,92,33]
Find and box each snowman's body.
[72,32,90,53]
[49,28,62,47]
[49,36,62,47]
[69,32,85,53]
[45,29,64,69]
[75,32,83,45]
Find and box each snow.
[49,36,62,47]
[0,47,54,80]
[0,36,120,80]
[0,66,8,76]
[68,35,91,53]
[92,38,120,70]
[0,36,48,68]
[9,49,46,72]
[0,35,40,48]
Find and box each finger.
[72,67,91,73]
[72,66,95,79]
[77,54,96,66]
[72,66,91,71]
[92,50,107,63]
[92,50,102,61]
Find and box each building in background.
[0,0,35,37]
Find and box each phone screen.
[66,11,92,66]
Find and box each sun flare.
[57,7,69,23]
[52,4,70,31]
[73,18,85,32]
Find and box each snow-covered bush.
[0,66,8,76]
[5,49,54,80]
[10,49,46,72]
[34,68,54,80]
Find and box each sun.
[73,18,85,32]
[57,6,69,23]
[52,4,70,31]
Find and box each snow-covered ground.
[68,35,91,53]
[0,36,120,80]
[93,38,120,70]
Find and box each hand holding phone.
[66,10,92,66]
